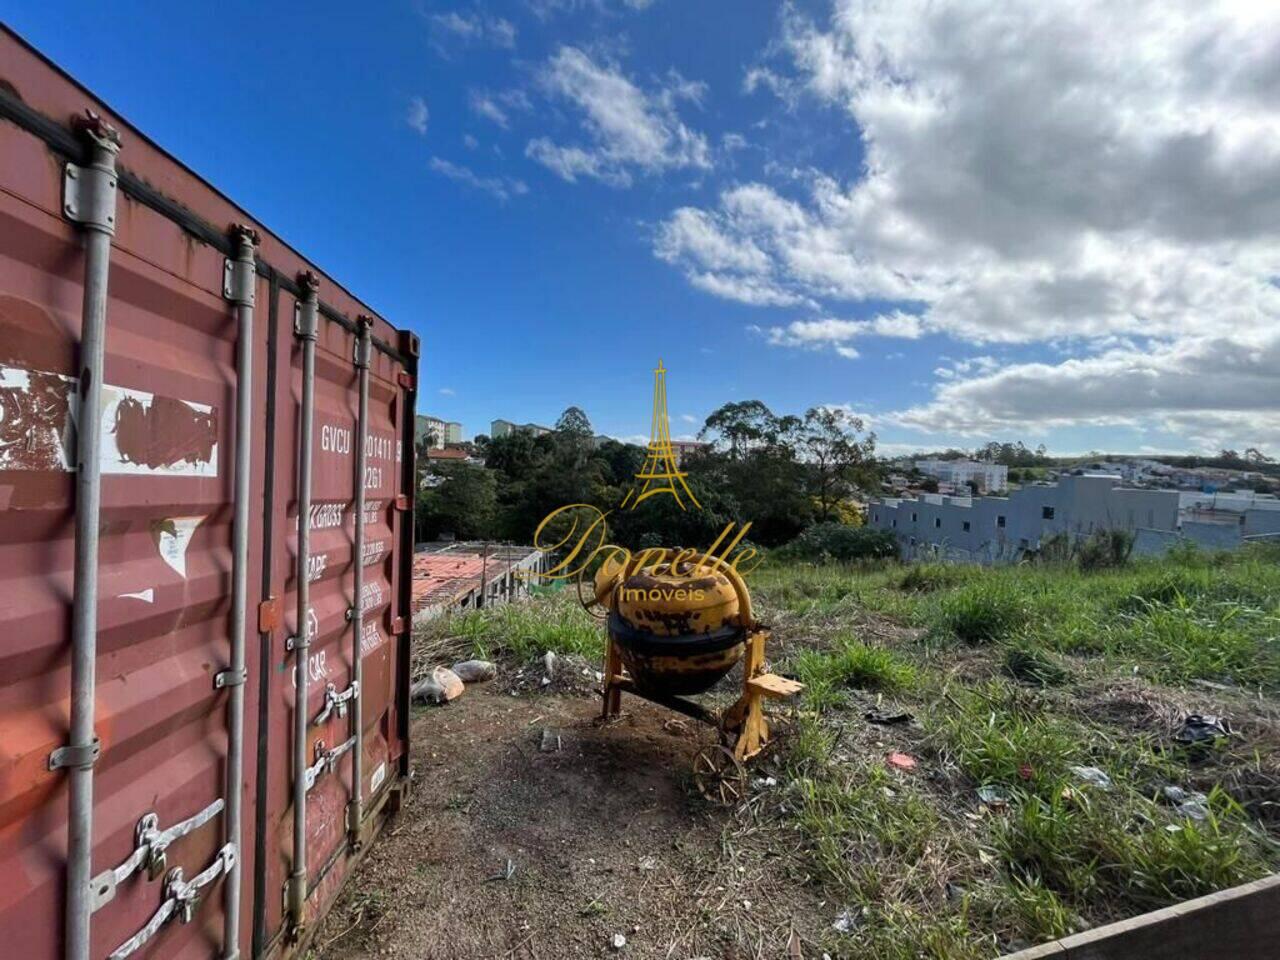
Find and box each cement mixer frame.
[586,551,803,805]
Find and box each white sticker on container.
[0,364,217,477]
[370,761,386,793]
[154,516,204,577]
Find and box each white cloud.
[406,96,429,136]
[527,0,659,16]
[654,0,1280,451]
[439,387,456,396]
[888,330,1280,452]
[527,47,711,187]
[463,134,479,150]
[680,413,696,424]
[429,157,529,202]
[430,11,516,49]
[751,311,924,359]
[468,89,532,130]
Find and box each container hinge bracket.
[107,843,236,960]
[313,681,359,726]
[285,634,310,653]
[91,798,226,912]
[214,667,248,689]
[62,159,118,233]
[304,736,356,793]
[396,371,415,390]
[222,256,256,307]
[48,736,101,771]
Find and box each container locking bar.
[303,737,357,793]
[287,271,321,938]
[349,315,372,846]
[90,799,226,911]
[222,223,259,960]
[62,109,121,960]
[313,681,359,726]
[107,844,237,960]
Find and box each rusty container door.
[0,89,259,960]
[0,25,417,960]
[254,285,413,955]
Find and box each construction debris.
[1174,713,1231,747]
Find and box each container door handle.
[91,798,226,911]
[107,844,236,960]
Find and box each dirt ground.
[312,683,825,960]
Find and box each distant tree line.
[414,402,878,550]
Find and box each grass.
[421,591,604,663]
[409,545,1280,958]
[792,634,917,711]
[749,543,1280,957]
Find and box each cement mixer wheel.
[693,745,747,807]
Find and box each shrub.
[780,523,898,563]
[1076,529,1134,570]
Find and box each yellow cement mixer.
[582,550,803,804]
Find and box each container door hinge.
[91,798,226,911]
[303,737,356,792]
[107,843,236,960]
[214,667,248,689]
[62,159,118,233]
[396,371,415,390]
[48,736,101,771]
[258,597,281,633]
[394,494,411,512]
[313,681,360,726]
[391,615,408,635]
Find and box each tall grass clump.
[897,562,978,593]
[451,594,604,661]
[793,635,916,711]
[937,579,1034,644]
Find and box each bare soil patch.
[312,684,825,960]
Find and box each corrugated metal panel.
[0,25,416,960]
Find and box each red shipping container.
[0,26,417,960]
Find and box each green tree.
[555,405,593,437]
[416,462,497,542]
[799,406,877,522]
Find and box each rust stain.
[113,395,217,469]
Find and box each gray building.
[868,474,1180,564]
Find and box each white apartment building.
[490,419,552,439]
[416,415,463,449]
[915,459,1009,493]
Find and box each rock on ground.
[411,666,465,704]
[451,660,498,683]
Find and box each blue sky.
[5,1,1277,457]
